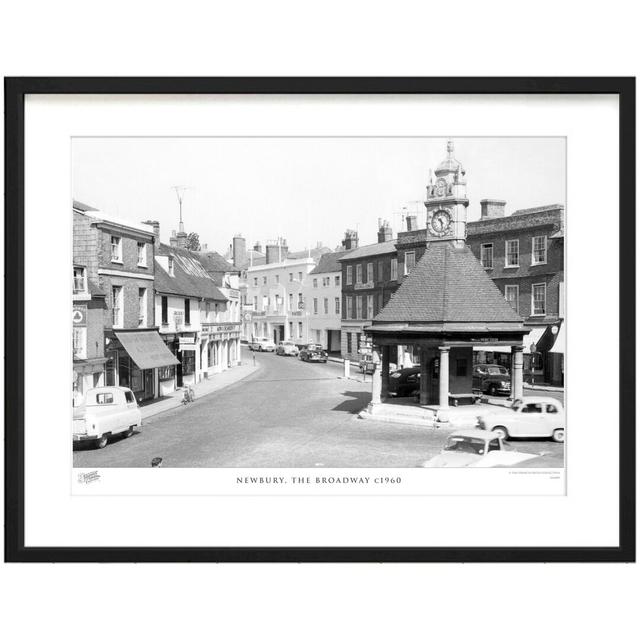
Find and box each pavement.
[73,347,564,468]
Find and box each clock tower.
[425,140,469,246]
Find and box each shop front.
[201,322,242,374]
[105,329,179,403]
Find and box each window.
[522,402,544,414]
[347,332,352,354]
[125,390,135,404]
[110,236,122,262]
[111,286,123,327]
[346,265,353,285]
[532,236,547,264]
[377,292,383,315]
[480,243,494,269]
[346,296,352,319]
[505,239,519,267]
[391,258,398,281]
[96,392,114,404]
[289,293,293,309]
[487,439,501,453]
[298,322,303,338]
[73,266,87,294]
[404,251,415,275]
[263,276,267,285]
[161,296,168,324]
[504,285,519,312]
[253,277,258,286]
[377,261,384,282]
[137,242,147,266]
[275,275,280,284]
[184,298,191,324]
[356,333,362,352]
[158,366,175,381]
[138,288,147,327]
[298,271,303,281]
[356,296,363,319]
[532,283,546,315]
[335,275,340,287]
[168,256,174,276]
[323,298,329,314]
[335,297,340,314]
[367,294,374,319]
[72,327,86,359]
[262,294,269,309]
[313,298,318,314]
[546,404,559,414]
[289,322,293,336]
[356,264,363,284]
[287,272,292,282]
[313,278,318,288]
[367,262,373,283]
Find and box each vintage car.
[276,340,299,356]
[299,344,328,363]
[248,337,276,352]
[387,366,420,396]
[72,386,142,449]
[476,396,565,442]
[420,430,538,468]
[472,364,511,396]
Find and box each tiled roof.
[197,251,240,274]
[155,244,227,301]
[286,246,332,261]
[73,199,99,212]
[309,250,348,274]
[337,240,397,261]
[373,242,523,324]
[512,204,564,216]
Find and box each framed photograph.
[4,77,635,562]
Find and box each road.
[73,349,564,468]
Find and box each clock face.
[435,178,447,197]
[430,210,451,236]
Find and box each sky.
[72,137,565,254]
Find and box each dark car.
[388,366,421,397]
[299,344,328,363]
[473,364,511,396]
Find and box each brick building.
[74,205,178,403]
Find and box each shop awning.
[115,331,179,370]
[550,322,565,354]
[522,326,547,352]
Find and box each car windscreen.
[487,366,507,375]
[444,437,486,455]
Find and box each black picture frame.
[4,77,635,563]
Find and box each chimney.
[142,220,160,248]
[253,241,262,254]
[265,242,284,265]
[377,219,393,243]
[341,229,359,251]
[406,215,417,231]
[176,231,187,249]
[170,230,178,248]
[480,199,506,219]
[233,234,247,267]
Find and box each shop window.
[158,365,175,381]
[182,351,196,375]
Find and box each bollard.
[343,358,350,379]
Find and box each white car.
[476,396,565,442]
[421,430,538,468]
[249,337,276,352]
[73,386,142,449]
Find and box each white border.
[24,93,619,548]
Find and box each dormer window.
[168,256,174,276]
[73,266,87,294]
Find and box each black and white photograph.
[71,136,566,471]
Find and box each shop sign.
[227,289,240,298]
[72,305,86,326]
[179,335,196,346]
[354,282,375,290]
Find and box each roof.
[373,242,523,325]
[309,250,348,274]
[512,204,564,216]
[73,199,99,212]
[197,251,240,274]
[286,246,333,261]
[337,240,397,261]
[155,244,227,301]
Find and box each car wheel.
[492,426,509,440]
[95,435,108,449]
[123,426,134,438]
[552,429,565,443]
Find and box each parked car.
[299,344,328,363]
[72,386,142,449]
[249,337,276,352]
[276,340,299,356]
[473,364,511,396]
[420,430,538,468]
[476,396,565,442]
[388,366,421,396]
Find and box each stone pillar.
[419,348,429,405]
[370,347,382,405]
[511,345,524,400]
[380,345,390,401]
[438,346,450,408]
